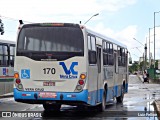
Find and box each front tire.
[99,90,106,112]
[116,86,124,103]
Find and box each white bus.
[14,23,129,111]
[0,39,15,82]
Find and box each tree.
[155,60,158,69]
[139,61,149,71]
[129,62,139,73]
[139,61,145,71]
[150,60,158,69]
[0,19,4,35]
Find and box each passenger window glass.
[91,36,96,51]
[107,43,109,53]
[110,44,113,54]
[88,36,91,50]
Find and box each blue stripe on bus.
[14,83,128,106]
[14,88,88,102]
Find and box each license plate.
[39,92,57,98]
[43,81,55,86]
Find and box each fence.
[0,82,13,95]
[147,68,160,81]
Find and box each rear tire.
[43,103,61,111]
[116,86,124,103]
[99,90,106,112]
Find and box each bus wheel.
[99,90,106,112]
[116,86,124,103]
[43,103,61,111]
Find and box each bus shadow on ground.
[42,106,102,119]
[42,103,124,119]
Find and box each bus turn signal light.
[80,74,86,79]
[14,73,19,79]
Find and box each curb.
[153,100,160,118]
[0,93,13,99]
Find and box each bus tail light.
[74,73,87,92]
[14,72,24,91]
[78,80,84,85]
[17,84,23,89]
[76,85,82,91]
[15,80,24,91]
[16,79,21,84]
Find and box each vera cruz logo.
[59,62,78,79]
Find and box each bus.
[0,39,15,81]
[14,23,129,111]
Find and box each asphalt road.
[0,75,160,120]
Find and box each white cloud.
[0,0,137,22]
[0,0,137,39]
[91,23,138,46]
[0,0,140,62]
[99,0,137,12]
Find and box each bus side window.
[3,45,9,66]
[10,45,15,67]
[88,35,97,64]
[88,36,91,50]
[108,43,113,65]
[103,42,108,65]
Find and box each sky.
[0,0,160,62]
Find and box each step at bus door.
[96,46,101,103]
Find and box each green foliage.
[129,61,151,73]
[149,60,158,69]
[129,62,139,73]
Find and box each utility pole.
[144,43,147,70]
[133,38,147,71]
[149,28,151,68]
[153,11,160,79]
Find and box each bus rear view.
[14,23,87,111]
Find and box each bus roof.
[85,27,127,49]
[18,22,127,49]
[0,39,16,45]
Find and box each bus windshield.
[17,24,84,61]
